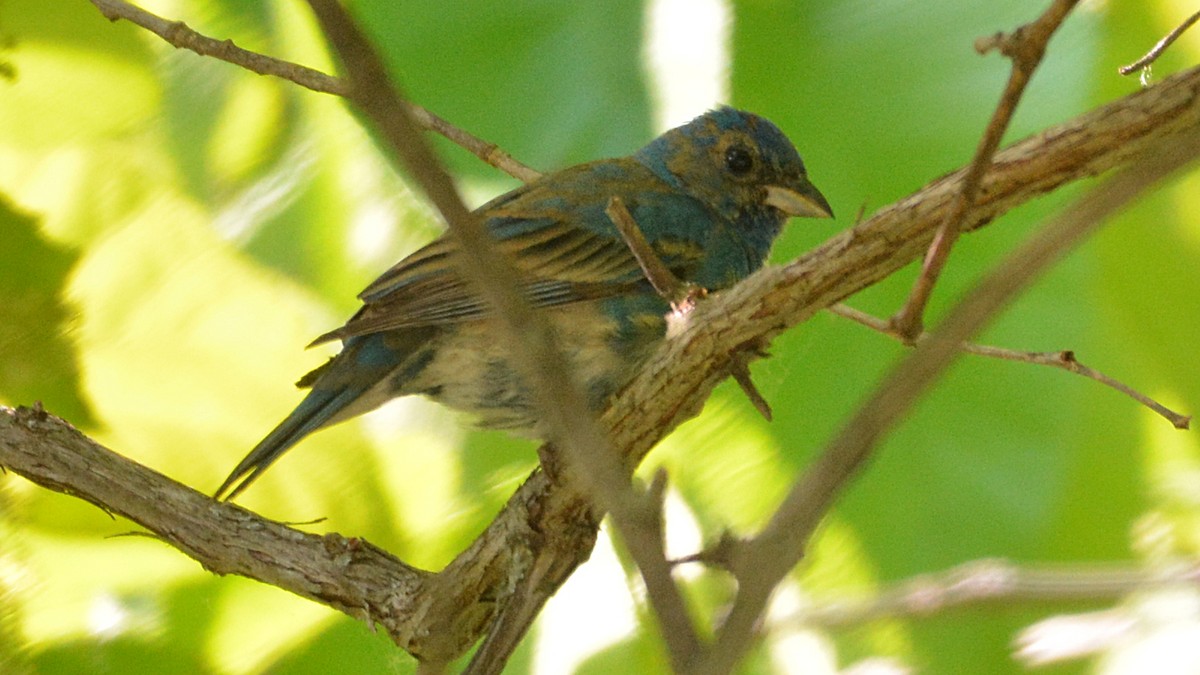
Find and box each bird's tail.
[214,385,363,501]
[215,330,436,501]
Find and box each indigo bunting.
[216,107,832,499]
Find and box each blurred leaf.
[264,614,417,674]
[207,579,335,674]
[575,630,670,675]
[18,532,206,645]
[351,0,653,175]
[0,0,158,150]
[0,197,93,423]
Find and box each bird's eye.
[724,145,754,175]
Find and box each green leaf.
[352,0,653,175]
[0,197,93,424]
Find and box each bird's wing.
[311,161,711,345]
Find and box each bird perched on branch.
[216,107,833,500]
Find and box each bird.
[215,106,833,500]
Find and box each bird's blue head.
[634,107,833,254]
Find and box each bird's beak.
[764,179,834,219]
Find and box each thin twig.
[605,197,694,304]
[890,0,1080,340]
[298,2,700,671]
[831,304,1191,429]
[86,0,541,182]
[693,122,1200,675]
[789,558,1200,628]
[1120,11,1200,76]
[606,197,772,420]
[729,356,774,422]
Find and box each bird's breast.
[397,299,666,435]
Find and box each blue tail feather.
[217,330,437,500]
[214,386,363,500]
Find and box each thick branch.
[0,406,430,636]
[3,63,1199,666]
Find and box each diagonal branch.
[790,558,1200,628]
[695,116,1200,675]
[830,304,1191,429]
[298,1,700,670]
[890,0,1079,339]
[606,197,772,420]
[1120,10,1200,76]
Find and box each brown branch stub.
[890,0,1081,340]
[605,196,693,304]
[606,196,773,420]
[729,358,773,422]
[670,531,743,573]
[1120,11,1200,77]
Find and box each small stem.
[86,0,540,182]
[606,197,773,419]
[889,0,1080,339]
[605,197,690,302]
[1119,11,1200,76]
[831,303,1191,429]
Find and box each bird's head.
[635,107,833,243]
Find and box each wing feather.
[313,160,715,345]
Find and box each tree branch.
[0,405,433,644]
[299,2,699,670]
[87,0,541,182]
[890,0,1079,338]
[1120,10,1200,77]
[4,43,1200,675]
[830,303,1191,429]
[695,109,1200,675]
[788,558,1200,628]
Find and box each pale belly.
[398,302,664,433]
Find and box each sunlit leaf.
[0,197,93,423]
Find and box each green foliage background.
[2,0,1199,673]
